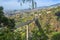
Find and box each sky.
[0,0,60,10]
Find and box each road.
[15,17,38,28]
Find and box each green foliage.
[0,6,3,10]
[0,6,15,30]
[51,32,60,40]
[32,28,48,40]
[16,27,26,40]
[0,28,21,40]
[31,19,48,40]
[0,6,19,40]
[1,5,60,40]
[55,11,60,21]
[14,6,60,40]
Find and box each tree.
[32,19,48,40]
[0,6,15,30]
[55,11,60,21]
[18,0,37,9]
[51,32,60,40]
[0,6,22,40]
[0,27,21,40]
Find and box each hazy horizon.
[0,0,60,10]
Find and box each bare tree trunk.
[32,0,34,9]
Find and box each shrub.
[51,32,60,40]
[0,28,21,40]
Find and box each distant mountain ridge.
[50,3,60,6]
[4,3,60,15]
[20,3,60,12]
[37,3,60,9]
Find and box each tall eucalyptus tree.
[18,0,37,9]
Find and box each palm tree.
[18,0,37,9]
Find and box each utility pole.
[26,25,29,40]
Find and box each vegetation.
[51,32,60,40]
[0,7,15,30]
[0,5,60,40]
[0,7,21,40]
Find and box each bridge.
[15,17,38,28]
[15,14,48,40]
[15,15,39,40]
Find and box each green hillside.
[0,5,60,40]
[14,6,60,40]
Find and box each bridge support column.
[26,25,29,40]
